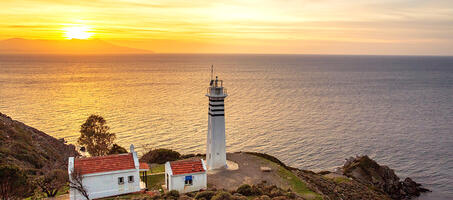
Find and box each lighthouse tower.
[206,70,228,170]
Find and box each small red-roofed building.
[68,144,142,200]
[165,158,207,193]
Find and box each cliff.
[0,112,79,171]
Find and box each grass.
[151,164,165,174]
[332,177,351,184]
[99,193,150,200]
[144,173,165,190]
[256,156,323,200]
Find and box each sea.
[0,54,452,199]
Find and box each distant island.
[0,112,430,200]
[0,38,153,54]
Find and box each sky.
[1,0,452,55]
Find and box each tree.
[36,169,68,197]
[68,169,89,200]
[107,144,128,155]
[77,115,116,156]
[140,148,181,164]
[0,165,29,200]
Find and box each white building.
[165,159,207,193]
[206,74,228,170]
[68,145,145,200]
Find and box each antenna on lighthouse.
[210,65,214,86]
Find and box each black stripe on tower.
[209,99,224,102]
[209,113,225,116]
[210,109,224,112]
[209,104,224,107]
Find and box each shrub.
[256,195,271,200]
[286,192,296,199]
[179,195,193,200]
[195,191,216,200]
[180,154,196,159]
[269,188,283,197]
[236,184,253,196]
[212,191,233,200]
[108,144,128,155]
[166,190,180,199]
[140,148,181,164]
[251,185,263,196]
[0,165,31,199]
[271,196,290,200]
[231,193,247,200]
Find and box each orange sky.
[1,0,452,55]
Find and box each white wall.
[69,170,141,199]
[207,114,227,169]
[168,172,207,193]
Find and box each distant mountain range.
[0,38,153,54]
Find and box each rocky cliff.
[292,155,429,200]
[342,155,430,199]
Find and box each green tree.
[77,115,116,156]
[0,165,30,200]
[36,169,68,197]
[108,144,128,155]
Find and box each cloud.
[0,0,452,54]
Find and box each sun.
[63,26,93,39]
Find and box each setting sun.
[63,26,93,40]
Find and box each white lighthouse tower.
[206,68,228,170]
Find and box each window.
[118,177,124,185]
[128,175,134,183]
[184,176,193,185]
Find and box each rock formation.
[342,155,430,200]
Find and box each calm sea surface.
[0,54,452,199]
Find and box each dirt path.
[207,152,289,190]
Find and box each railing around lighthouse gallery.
[207,87,227,96]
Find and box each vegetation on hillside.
[0,165,31,199]
[0,112,79,199]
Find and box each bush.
[166,190,180,199]
[140,148,181,164]
[180,154,196,159]
[271,196,290,200]
[212,191,233,200]
[179,195,193,200]
[269,188,283,197]
[195,191,216,200]
[286,192,296,199]
[108,144,128,155]
[251,185,263,196]
[0,165,31,199]
[236,184,253,196]
[231,193,247,200]
[256,195,271,200]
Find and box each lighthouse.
[206,69,228,170]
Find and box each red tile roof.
[170,159,205,175]
[74,153,136,175]
[139,162,149,170]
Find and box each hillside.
[0,112,79,171]
[0,38,153,54]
